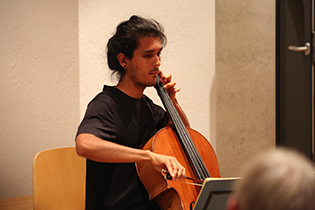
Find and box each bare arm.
[76,133,185,180]
[76,72,189,181]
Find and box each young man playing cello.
[76,15,189,210]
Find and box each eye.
[143,54,153,58]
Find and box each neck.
[115,78,146,99]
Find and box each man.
[227,148,315,210]
[76,15,189,210]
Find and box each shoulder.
[142,94,160,110]
[88,86,117,105]
[142,94,154,104]
[83,86,119,116]
[142,94,166,114]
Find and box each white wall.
[0,0,79,199]
[0,0,215,199]
[79,0,217,147]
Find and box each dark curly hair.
[106,15,167,80]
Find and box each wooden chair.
[33,147,86,210]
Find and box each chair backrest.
[33,147,86,210]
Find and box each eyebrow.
[143,47,163,54]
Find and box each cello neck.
[154,75,210,180]
[154,76,186,136]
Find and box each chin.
[146,79,157,87]
[146,83,156,87]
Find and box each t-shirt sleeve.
[76,97,117,141]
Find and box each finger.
[178,167,186,180]
[163,81,176,90]
[165,162,176,179]
[161,169,168,174]
[173,166,186,181]
[161,74,172,85]
[164,74,172,82]
[157,70,163,78]
[169,160,185,181]
[170,87,181,94]
[176,160,186,180]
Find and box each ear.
[117,53,129,69]
[227,197,239,210]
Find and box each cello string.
[156,76,210,180]
[156,82,200,172]
[156,78,208,179]
[160,86,209,179]
[172,111,209,180]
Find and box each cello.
[136,75,221,210]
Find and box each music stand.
[193,177,241,210]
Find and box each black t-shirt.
[76,85,168,210]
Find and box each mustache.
[150,68,160,73]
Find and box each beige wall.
[216,1,276,177]
[0,0,79,199]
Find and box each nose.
[153,55,161,67]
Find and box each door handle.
[288,42,311,55]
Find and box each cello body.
[136,75,220,210]
[136,127,220,210]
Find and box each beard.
[129,64,158,87]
